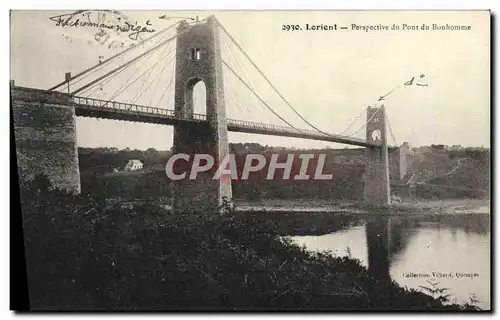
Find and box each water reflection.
[293,214,490,310]
[365,217,390,281]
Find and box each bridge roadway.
[72,96,386,148]
[12,86,388,148]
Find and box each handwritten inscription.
[49,10,156,41]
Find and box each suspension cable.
[76,46,159,99]
[130,44,177,104]
[221,35,260,122]
[148,46,176,106]
[219,18,424,147]
[222,60,298,130]
[109,54,168,105]
[69,17,212,97]
[89,46,172,110]
[217,20,329,135]
[345,76,420,138]
[71,34,178,95]
[347,106,383,137]
[48,21,180,91]
[386,113,398,146]
[340,108,366,135]
[155,64,176,108]
[80,40,174,98]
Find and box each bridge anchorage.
[11,14,399,213]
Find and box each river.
[292,213,490,310]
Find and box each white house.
[124,159,143,171]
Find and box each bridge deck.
[71,96,383,148]
[11,86,387,148]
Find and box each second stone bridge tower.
[364,106,390,207]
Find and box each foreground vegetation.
[19,174,480,310]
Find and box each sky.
[10,10,490,150]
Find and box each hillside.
[77,145,490,201]
[409,147,490,199]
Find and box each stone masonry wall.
[11,86,81,194]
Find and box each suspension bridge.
[11,15,416,213]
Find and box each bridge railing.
[72,96,209,122]
[227,118,380,146]
[73,96,335,137]
[177,112,208,121]
[227,118,327,136]
[73,96,175,116]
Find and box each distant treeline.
[78,147,172,174]
[78,144,365,201]
[411,147,490,199]
[78,144,490,201]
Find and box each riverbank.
[234,198,490,216]
[390,199,490,214]
[105,197,490,217]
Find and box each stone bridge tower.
[172,16,232,214]
[364,106,390,207]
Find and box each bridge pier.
[364,106,390,207]
[172,16,232,214]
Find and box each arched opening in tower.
[192,80,207,116]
